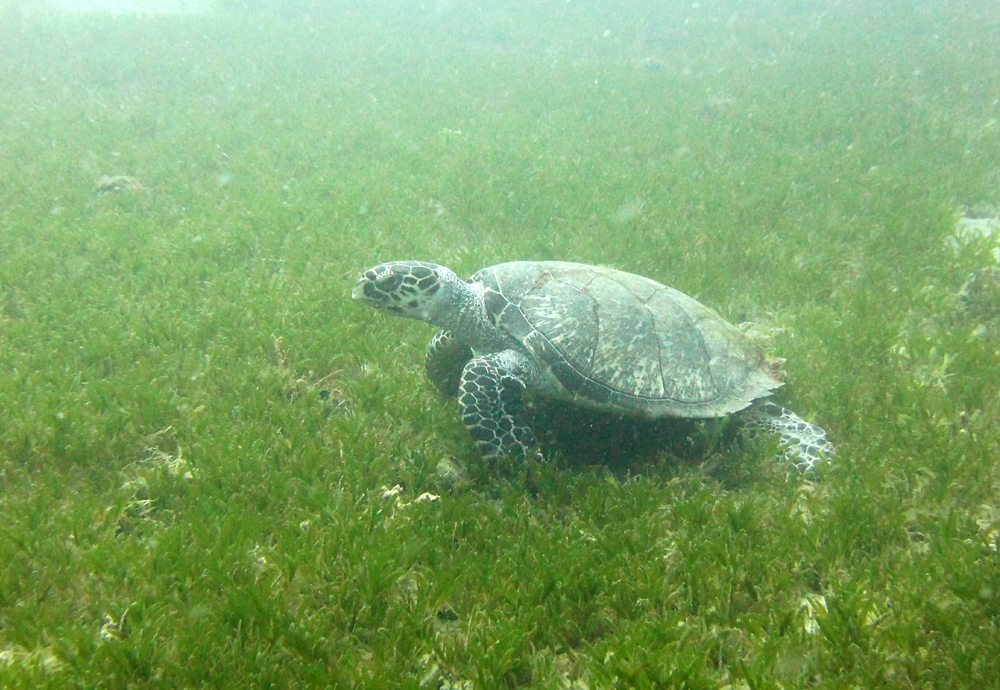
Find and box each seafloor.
[1,1,999,687]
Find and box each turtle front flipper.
[458,350,539,461]
[744,400,834,472]
[426,330,473,398]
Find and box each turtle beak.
[351,278,367,300]
[352,271,379,302]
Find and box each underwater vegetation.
[1,0,999,687]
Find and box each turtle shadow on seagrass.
[353,260,833,472]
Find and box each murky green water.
[1,1,998,686]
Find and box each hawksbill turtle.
[353,260,833,471]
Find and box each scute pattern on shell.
[472,261,781,418]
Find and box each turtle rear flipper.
[458,350,539,461]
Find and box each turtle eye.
[361,281,384,300]
[376,273,404,293]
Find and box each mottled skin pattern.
[353,260,833,470]
[458,351,539,460]
[744,401,834,472]
[424,331,471,398]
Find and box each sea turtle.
[353,260,833,471]
[95,174,143,193]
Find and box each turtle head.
[352,261,460,323]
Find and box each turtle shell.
[471,261,781,418]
